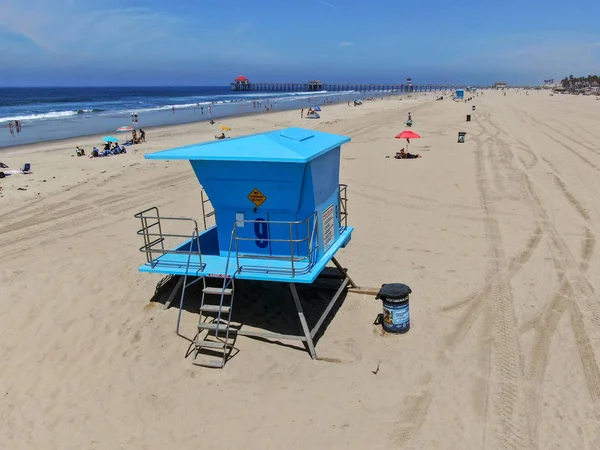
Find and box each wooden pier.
[230,76,475,93]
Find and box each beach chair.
[4,163,32,176]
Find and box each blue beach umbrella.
[313,106,321,111]
[102,136,119,143]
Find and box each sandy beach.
[2,90,600,449]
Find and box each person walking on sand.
[301,108,304,118]
[408,112,412,122]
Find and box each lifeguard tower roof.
[146,128,350,163]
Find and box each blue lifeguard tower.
[135,127,357,368]
[455,89,465,100]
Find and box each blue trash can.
[376,283,412,333]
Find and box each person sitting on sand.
[90,147,99,158]
[209,120,215,125]
[215,132,226,140]
[395,149,421,159]
[76,146,85,157]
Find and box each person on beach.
[301,108,304,118]
[139,129,146,142]
[408,112,412,121]
[132,129,137,144]
[215,132,226,140]
[395,149,421,159]
[76,146,85,157]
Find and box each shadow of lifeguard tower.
[135,127,357,368]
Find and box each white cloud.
[0,0,280,70]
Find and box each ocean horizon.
[0,86,382,148]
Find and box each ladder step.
[202,287,233,296]
[204,211,215,218]
[200,305,231,314]
[195,340,226,349]
[191,359,224,368]
[198,322,231,331]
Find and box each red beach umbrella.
[395,130,421,152]
[395,130,421,139]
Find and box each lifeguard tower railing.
[338,183,348,231]
[134,206,205,272]
[231,212,319,277]
[135,184,349,279]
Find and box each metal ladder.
[190,230,237,368]
[191,277,235,368]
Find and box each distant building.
[494,81,507,89]
[232,75,250,91]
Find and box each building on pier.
[232,75,250,91]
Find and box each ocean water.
[0,86,371,148]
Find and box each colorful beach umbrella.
[102,136,119,143]
[395,131,421,140]
[116,126,134,132]
[220,126,231,131]
[395,130,421,151]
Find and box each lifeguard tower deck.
[135,127,357,368]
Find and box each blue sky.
[0,0,599,86]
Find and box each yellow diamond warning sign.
[248,188,267,207]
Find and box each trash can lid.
[376,283,412,300]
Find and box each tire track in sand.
[473,124,530,450]
[485,107,600,448]
[433,117,532,450]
